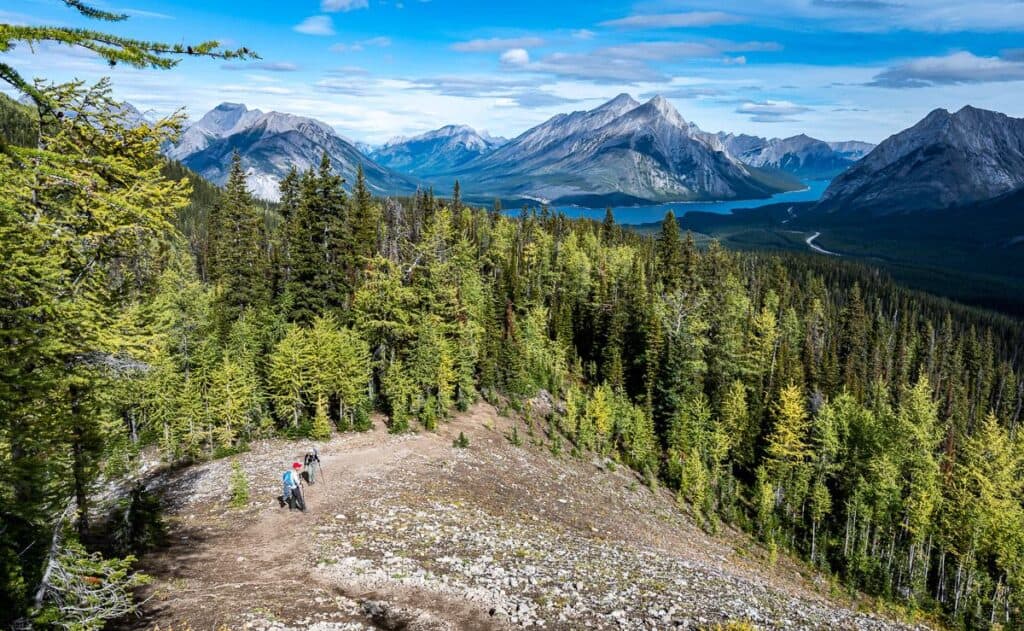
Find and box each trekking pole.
[317,459,326,482]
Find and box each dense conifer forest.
[3,4,1024,628]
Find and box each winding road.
[806,231,840,256]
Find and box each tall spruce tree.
[208,152,268,326]
[349,164,378,266]
[657,211,683,292]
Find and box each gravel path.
[125,403,928,631]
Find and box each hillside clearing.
[124,404,926,631]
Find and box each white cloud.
[736,99,812,121]
[294,15,335,36]
[220,84,294,95]
[870,51,1024,87]
[321,0,369,12]
[331,37,392,52]
[571,29,596,40]
[599,40,778,61]
[514,53,666,83]
[670,0,1024,32]
[500,48,531,66]
[452,37,545,52]
[222,61,300,72]
[600,11,745,29]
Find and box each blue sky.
[6,0,1024,143]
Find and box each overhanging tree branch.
[0,10,257,107]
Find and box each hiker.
[282,462,305,512]
[303,447,321,485]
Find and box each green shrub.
[310,396,332,441]
[352,404,372,432]
[507,425,523,447]
[549,432,563,457]
[229,460,250,508]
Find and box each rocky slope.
[369,125,507,178]
[450,94,801,206]
[125,403,928,631]
[717,133,873,179]
[819,105,1024,214]
[167,103,418,201]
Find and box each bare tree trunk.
[811,520,817,564]
[954,560,963,616]
[991,576,1001,626]
[844,503,853,558]
[33,502,75,610]
[936,550,946,602]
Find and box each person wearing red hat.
[282,461,306,511]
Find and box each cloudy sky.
[6,0,1024,143]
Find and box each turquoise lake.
[548,179,831,225]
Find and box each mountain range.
[716,133,874,179]
[168,95,876,206]
[166,103,418,201]
[438,94,807,205]
[368,125,507,177]
[167,97,1024,220]
[366,97,875,202]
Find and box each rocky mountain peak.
[196,102,256,132]
[820,105,1024,213]
[166,102,417,202]
[596,93,641,113]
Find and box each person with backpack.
[282,462,305,512]
[302,448,321,485]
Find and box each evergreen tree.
[452,179,462,211]
[656,211,683,291]
[349,164,379,265]
[208,152,268,325]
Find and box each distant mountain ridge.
[827,141,875,161]
[167,103,417,201]
[717,133,875,179]
[166,97,880,206]
[819,105,1024,214]
[443,94,804,205]
[369,124,506,177]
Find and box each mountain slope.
[128,404,920,630]
[670,181,1024,314]
[369,124,506,177]
[718,133,873,179]
[168,103,418,201]
[819,105,1024,214]
[453,94,801,205]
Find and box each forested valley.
[4,5,1024,627]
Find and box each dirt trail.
[126,403,926,631]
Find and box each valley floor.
[126,404,928,630]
